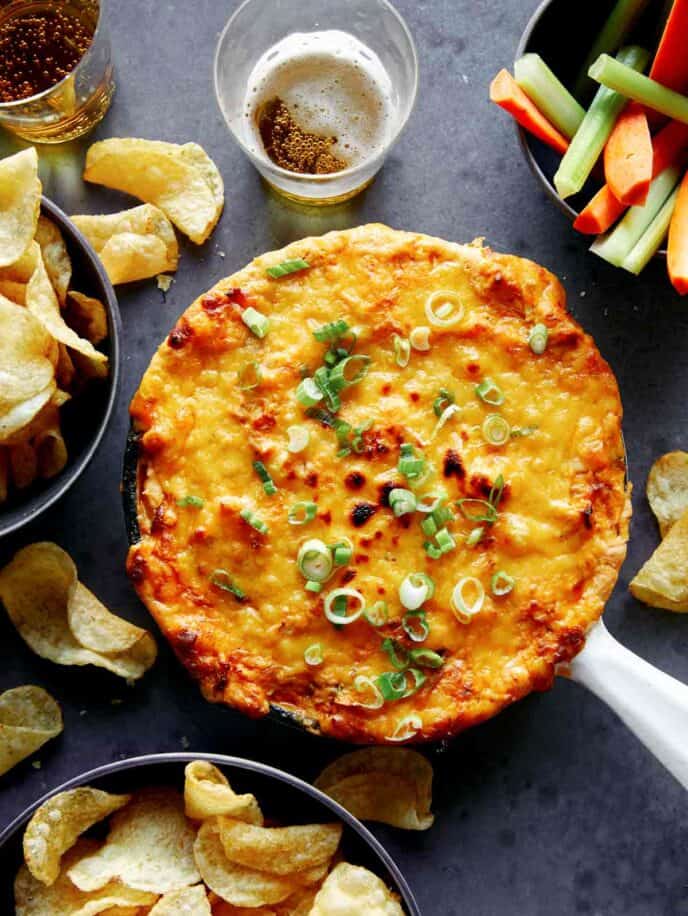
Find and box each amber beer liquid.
[0,0,114,142]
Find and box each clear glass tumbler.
[214,0,418,205]
[0,0,114,143]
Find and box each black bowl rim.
[0,196,122,538]
[514,0,668,257]
[0,751,421,915]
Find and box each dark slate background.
[1,2,687,914]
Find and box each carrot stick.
[667,170,688,293]
[604,103,653,205]
[648,0,688,126]
[489,69,569,156]
[574,119,688,233]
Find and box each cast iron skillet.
[515,0,669,255]
[0,752,421,914]
[0,196,121,538]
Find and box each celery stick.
[515,54,585,139]
[554,46,649,200]
[589,54,688,125]
[622,185,680,274]
[590,166,680,266]
[574,0,651,99]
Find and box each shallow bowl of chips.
[0,751,421,914]
[0,196,121,538]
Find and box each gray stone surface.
[1,1,687,913]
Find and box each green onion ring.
[482,413,511,446]
[475,377,505,406]
[288,501,317,525]
[409,325,431,350]
[529,323,549,355]
[491,570,515,596]
[237,361,261,390]
[387,714,423,742]
[324,587,365,624]
[451,576,485,624]
[402,610,430,642]
[393,334,411,367]
[425,290,464,327]
[399,572,435,611]
[364,600,389,627]
[297,538,333,582]
[286,425,310,453]
[304,643,324,666]
[352,675,384,709]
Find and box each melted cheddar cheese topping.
[128,225,630,744]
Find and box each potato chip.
[23,787,130,885]
[217,819,341,877]
[193,823,313,909]
[273,885,320,916]
[308,863,404,916]
[68,788,200,894]
[0,279,26,304]
[646,451,688,538]
[71,205,179,285]
[15,839,158,916]
[148,885,211,915]
[83,139,224,244]
[1,387,55,445]
[0,685,63,777]
[314,748,434,831]
[630,509,688,612]
[56,344,77,388]
[66,292,109,345]
[211,898,276,916]
[0,147,41,268]
[0,542,157,680]
[184,761,263,824]
[35,419,68,480]
[0,294,56,427]
[35,215,72,306]
[9,440,38,489]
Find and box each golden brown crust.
[128,225,630,744]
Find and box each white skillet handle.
[562,619,688,789]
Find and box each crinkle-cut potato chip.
[0,278,26,304]
[0,542,157,680]
[83,139,224,244]
[0,147,41,268]
[630,509,688,612]
[0,294,56,420]
[0,685,62,777]
[23,787,131,886]
[193,823,322,909]
[147,884,211,914]
[314,748,434,831]
[35,215,71,306]
[184,761,263,824]
[71,205,178,285]
[68,788,200,894]
[15,838,158,916]
[217,819,341,877]
[66,291,109,345]
[309,863,404,916]
[646,451,688,538]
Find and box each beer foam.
[243,30,396,168]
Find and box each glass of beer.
[214,0,418,205]
[0,0,114,143]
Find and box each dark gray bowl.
[516,0,669,252]
[0,752,421,914]
[0,196,121,537]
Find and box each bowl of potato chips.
[0,148,120,538]
[0,752,421,914]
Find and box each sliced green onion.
[431,501,454,526]
[305,580,323,593]
[489,474,505,508]
[286,425,310,453]
[328,354,371,392]
[399,572,435,611]
[425,290,463,327]
[482,414,511,446]
[296,377,323,407]
[387,714,422,742]
[298,538,333,583]
[253,460,277,496]
[398,443,426,481]
[431,403,459,440]
[451,577,485,624]
[409,326,431,351]
[389,487,417,518]
[424,542,443,560]
[313,318,349,342]
[475,377,505,406]
[491,571,515,596]
[324,587,365,625]
[393,334,411,367]
[403,610,430,642]
[514,53,585,138]
[403,667,427,696]
[416,490,447,514]
[466,526,485,546]
[456,498,497,523]
[313,365,341,412]
[210,569,246,600]
[528,323,549,355]
[435,527,456,554]
[421,516,438,537]
[288,501,317,525]
[331,539,353,566]
[241,306,270,338]
[409,647,444,669]
[364,600,389,627]
[433,388,455,418]
[304,643,323,666]
[240,508,269,534]
[352,675,384,709]
[511,425,538,438]
[177,495,204,508]
[237,361,262,390]
[381,637,410,671]
[377,671,408,701]
[266,258,310,279]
